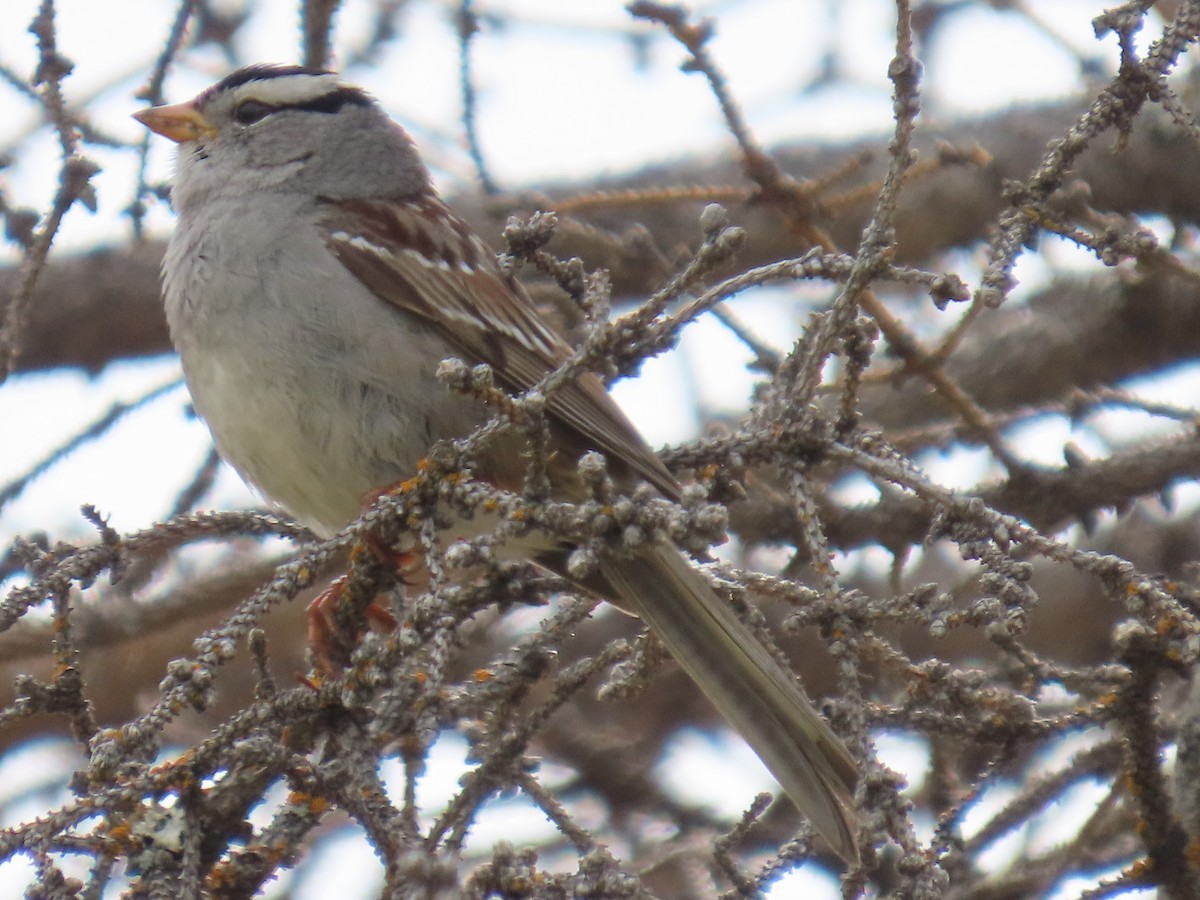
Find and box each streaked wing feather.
[321,197,679,499]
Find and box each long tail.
[596,542,860,864]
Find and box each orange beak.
[132,101,217,143]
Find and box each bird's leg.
[307,472,447,669]
[306,527,427,671]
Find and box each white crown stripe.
[233,73,341,106]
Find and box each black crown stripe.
[214,64,330,92]
[198,65,374,115]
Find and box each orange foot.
[305,574,403,671]
[306,538,432,671]
[306,480,435,671]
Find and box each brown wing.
[320,196,680,500]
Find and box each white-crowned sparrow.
[134,64,860,863]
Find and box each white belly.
[163,203,488,535]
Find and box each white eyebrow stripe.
[232,73,341,106]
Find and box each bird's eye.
[233,100,274,125]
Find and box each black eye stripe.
[288,89,373,114]
[231,87,372,125]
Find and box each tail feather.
[596,542,860,864]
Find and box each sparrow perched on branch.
[134,64,860,863]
